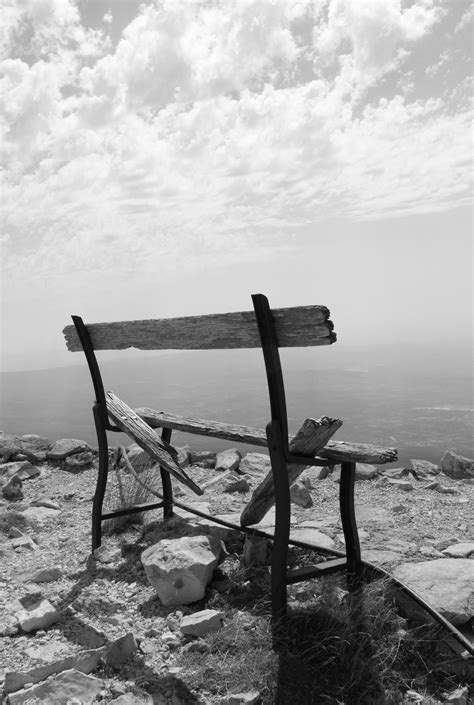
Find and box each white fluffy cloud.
[1,0,472,277]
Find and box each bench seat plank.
[63,306,336,351]
[136,407,397,464]
[106,392,203,496]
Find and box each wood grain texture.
[240,417,343,526]
[63,306,336,351]
[136,408,397,464]
[105,392,203,496]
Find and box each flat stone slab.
[393,559,474,626]
[442,543,474,558]
[362,549,404,566]
[8,669,103,704]
[290,527,335,550]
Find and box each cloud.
[1,0,472,279]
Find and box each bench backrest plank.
[63,305,335,352]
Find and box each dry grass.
[174,572,471,704]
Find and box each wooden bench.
[63,293,397,623]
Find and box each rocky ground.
[0,433,473,704]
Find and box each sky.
[0,0,472,372]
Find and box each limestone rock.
[387,478,413,491]
[47,439,91,460]
[355,463,379,480]
[30,496,61,510]
[290,481,313,508]
[0,434,50,464]
[239,452,271,477]
[441,542,474,558]
[4,633,136,694]
[180,609,224,637]
[11,534,37,551]
[216,448,242,473]
[0,460,40,481]
[21,505,60,523]
[189,450,216,468]
[1,475,23,501]
[380,467,411,479]
[93,545,122,564]
[393,559,474,625]
[435,484,458,494]
[7,669,103,705]
[63,450,94,470]
[24,566,64,584]
[223,475,250,494]
[410,459,440,477]
[440,450,474,479]
[15,598,60,632]
[290,527,335,550]
[141,535,223,606]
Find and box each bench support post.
[340,460,362,590]
[160,427,174,520]
[266,420,291,627]
[92,402,108,551]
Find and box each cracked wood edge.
[240,417,343,527]
[105,392,203,496]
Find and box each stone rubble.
[0,432,472,703]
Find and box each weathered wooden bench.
[63,294,397,623]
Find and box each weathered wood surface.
[137,408,268,446]
[240,417,343,527]
[63,306,336,351]
[105,392,203,496]
[136,408,397,464]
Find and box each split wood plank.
[240,416,343,527]
[136,408,397,464]
[63,306,336,351]
[105,392,203,496]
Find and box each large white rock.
[180,609,224,637]
[15,598,60,632]
[393,559,474,625]
[141,535,223,606]
[215,448,242,473]
[440,450,474,479]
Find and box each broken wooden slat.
[105,392,203,496]
[320,441,397,464]
[136,408,397,465]
[63,306,336,352]
[240,416,343,527]
[137,408,269,446]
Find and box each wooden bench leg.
[339,460,362,591]
[92,404,108,552]
[266,421,290,631]
[160,428,174,520]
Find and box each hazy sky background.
[1,0,472,372]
